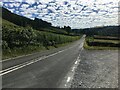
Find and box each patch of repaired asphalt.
[71,50,118,88]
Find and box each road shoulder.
[71,50,118,88]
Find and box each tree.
[64,26,71,35]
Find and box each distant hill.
[85,26,119,37]
[1,7,119,37]
[72,25,120,37]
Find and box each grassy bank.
[2,19,81,60]
[3,41,77,60]
[84,36,119,50]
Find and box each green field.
[84,35,119,50]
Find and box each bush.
[2,21,80,50]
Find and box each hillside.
[2,7,74,35]
[72,25,120,37]
[2,7,80,59]
[2,7,51,28]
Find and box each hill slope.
[2,7,80,59]
[2,7,72,35]
[72,25,119,37]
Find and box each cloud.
[2,0,119,29]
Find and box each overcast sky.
[1,0,119,29]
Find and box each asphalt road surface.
[1,35,118,89]
[71,50,118,88]
[2,35,85,88]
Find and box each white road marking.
[63,46,84,88]
[1,35,86,63]
[67,77,71,82]
[0,44,77,76]
[72,66,75,72]
[0,53,36,62]
[58,36,86,88]
[65,84,67,86]
[0,57,44,74]
[75,61,78,64]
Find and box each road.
[2,35,85,88]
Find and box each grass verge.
[2,19,81,60]
[84,36,119,50]
[2,40,79,60]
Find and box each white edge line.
[1,35,85,63]
[63,49,82,88]
[0,53,35,62]
[1,35,85,76]
[0,45,75,76]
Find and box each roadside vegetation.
[2,19,80,59]
[84,35,119,50]
[2,7,119,59]
[2,7,81,60]
[76,24,120,50]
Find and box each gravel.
[71,49,118,88]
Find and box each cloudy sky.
[1,0,119,29]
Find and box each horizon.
[1,0,119,29]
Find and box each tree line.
[2,7,76,36]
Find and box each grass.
[2,40,78,60]
[84,36,119,50]
[93,39,120,44]
[2,45,45,60]
[2,18,81,60]
[93,35,120,40]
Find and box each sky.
[1,0,119,29]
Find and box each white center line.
[0,44,77,76]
